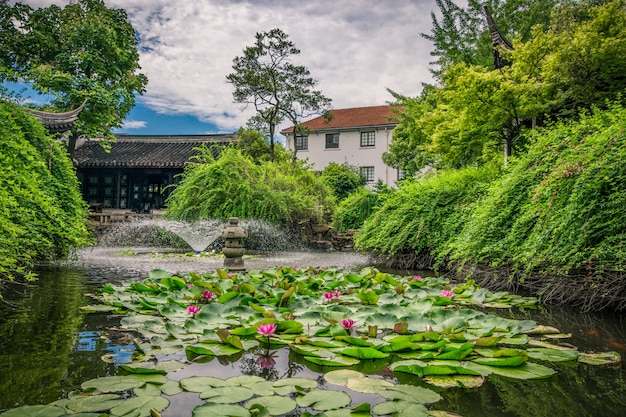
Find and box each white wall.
[286,127,400,187]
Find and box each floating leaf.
[66,394,125,413]
[192,403,250,417]
[423,375,485,389]
[109,395,169,416]
[527,348,579,362]
[246,396,297,415]
[180,376,227,392]
[380,384,441,404]
[200,386,254,403]
[296,389,351,411]
[578,351,621,365]
[324,369,364,386]
[340,347,389,359]
[0,405,65,417]
[371,400,430,417]
[488,362,557,380]
[81,376,148,393]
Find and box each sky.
[11,0,441,139]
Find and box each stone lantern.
[221,217,247,271]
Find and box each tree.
[387,0,625,170]
[226,28,331,161]
[319,162,367,202]
[0,0,147,156]
[423,0,558,78]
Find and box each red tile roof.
[281,105,401,133]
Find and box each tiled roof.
[74,134,236,168]
[281,105,401,133]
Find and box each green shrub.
[451,101,626,275]
[319,162,367,201]
[0,102,90,285]
[334,188,384,233]
[165,147,335,229]
[354,164,499,265]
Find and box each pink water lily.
[257,323,278,337]
[412,275,422,281]
[187,283,194,288]
[323,292,335,300]
[187,305,200,315]
[201,290,214,301]
[341,319,356,330]
[441,289,454,298]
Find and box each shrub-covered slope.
[355,103,626,310]
[0,102,89,285]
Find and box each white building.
[281,105,402,187]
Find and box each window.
[360,166,375,182]
[295,135,308,151]
[360,131,375,147]
[325,133,339,149]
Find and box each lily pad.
[0,405,65,417]
[109,395,169,416]
[246,396,297,416]
[296,389,351,411]
[66,394,125,413]
[200,386,254,403]
[578,351,621,365]
[371,400,430,417]
[423,375,485,389]
[192,403,250,417]
[180,376,227,392]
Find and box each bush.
[0,102,90,284]
[165,147,335,230]
[450,101,626,276]
[354,164,499,266]
[334,188,385,233]
[319,162,367,201]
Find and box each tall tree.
[0,0,147,156]
[227,28,331,161]
[423,0,558,78]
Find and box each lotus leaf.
[340,347,389,359]
[0,405,66,417]
[192,403,250,417]
[527,348,579,362]
[424,374,485,389]
[109,395,169,416]
[380,384,441,404]
[180,376,227,392]
[81,376,151,393]
[578,351,621,365]
[371,400,430,417]
[246,396,297,416]
[487,362,557,379]
[296,389,351,411]
[200,386,254,402]
[66,394,125,413]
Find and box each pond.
[1,248,625,416]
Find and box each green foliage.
[423,0,558,78]
[335,188,385,233]
[1,0,148,153]
[390,0,625,171]
[165,147,335,228]
[450,102,626,275]
[0,102,89,285]
[319,162,367,202]
[354,165,500,263]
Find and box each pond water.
[1,248,626,416]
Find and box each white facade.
[282,106,401,187]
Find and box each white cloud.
[17,0,439,133]
[121,120,147,129]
